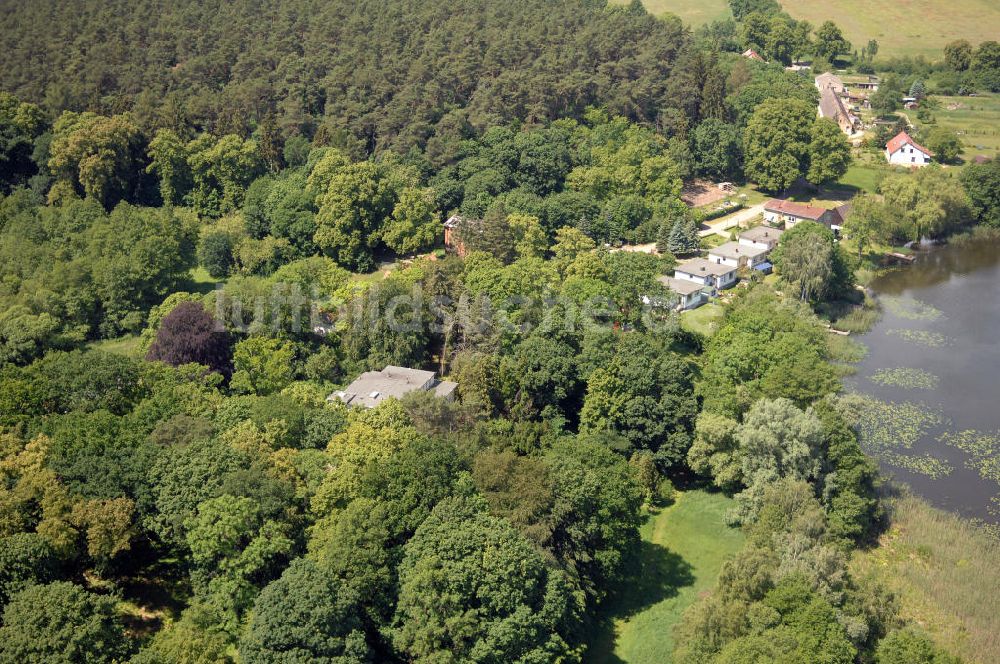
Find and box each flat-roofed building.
[329,366,457,408]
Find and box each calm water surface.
[852,239,1000,521]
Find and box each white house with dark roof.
[673,258,737,291]
[707,241,770,269]
[329,366,457,408]
[658,275,709,310]
[739,225,784,251]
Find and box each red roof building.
[885,131,933,167]
[763,199,840,231]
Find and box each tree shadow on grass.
[584,519,696,663]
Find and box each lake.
[849,237,1000,523]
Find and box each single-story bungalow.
[764,200,841,230]
[673,258,738,291]
[329,366,457,408]
[707,241,770,269]
[658,275,708,310]
[885,131,933,167]
[739,225,784,251]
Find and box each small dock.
[886,252,916,263]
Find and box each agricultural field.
[586,490,744,663]
[621,0,999,59]
[781,0,1000,59]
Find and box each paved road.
[697,203,766,239]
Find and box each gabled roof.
[886,131,933,157]
[658,275,705,296]
[819,87,854,124]
[675,258,736,278]
[764,199,830,221]
[740,225,784,243]
[742,48,765,62]
[815,72,845,92]
[830,203,852,225]
[708,241,769,260]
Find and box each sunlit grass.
[851,490,1000,663]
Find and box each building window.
[911,157,915,163]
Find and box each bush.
[657,478,677,506]
[197,231,235,278]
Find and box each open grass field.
[618,0,1000,59]
[619,0,731,25]
[586,490,744,663]
[850,490,1000,664]
[781,0,1000,60]
[87,334,143,359]
[680,302,725,337]
[921,94,1000,161]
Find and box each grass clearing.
[613,0,731,25]
[921,94,1000,161]
[88,335,144,359]
[850,490,1000,663]
[586,490,744,664]
[680,302,725,337]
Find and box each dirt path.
[697,203,766,239]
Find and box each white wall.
[674,271,707,286]
[715,271,737,289]
[887,144,931,166]
[707,253,740,268]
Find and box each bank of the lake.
[849,236,1000,522]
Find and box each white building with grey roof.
[673,258,737,291]
[329,366,458,408]
[707,241,770,269]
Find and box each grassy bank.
[850,490,1000,663]
[586,490,744,663]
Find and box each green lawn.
[680,302,725,337]
[87,334,143,359]
[621,0,1000,59]
[919,94,1000,161]
[586,490,744,664]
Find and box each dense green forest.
[0,0,700,154]
[1,0,998,661]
